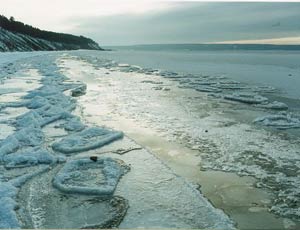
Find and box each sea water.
[64,49,300,227]
[101,47,300,100]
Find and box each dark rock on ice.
[90,156,98,162]
[71,84,87,97]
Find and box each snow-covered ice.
[0,51,238,229]
[3,49,300,229]
[254,113,300,129]
[224,92,269,104]
[52,127,124,154]
[53,157,129,195]
[256,101,289,110]
[3,147,59,169]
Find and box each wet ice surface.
[115,146,232,229]
[60,51,300,225]
[75,137,234,229]
[0,52,235,229]
[0,54,129,228]
[17,164,129,229]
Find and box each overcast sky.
[1,1,300,45]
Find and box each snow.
[52,127,123,154]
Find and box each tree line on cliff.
[0,15,101,50]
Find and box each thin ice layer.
[0,166,49,228]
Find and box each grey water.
[100,46,300,101]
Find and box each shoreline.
[0,50,299,229]
[60,52,300,229]
[0,52,234,229]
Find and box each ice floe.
[195,86,222,93]
[0,183,19,228]
[17,170,129,229]
[0,127,44,159]
[3,147,61,169]
[254,113,300,129]
[224,92,268,104]
[15,108,71,129]
[118,63,130,67]
[0,54,131,228]
[53,157,129,195]
[55,117,85,132]
[52,127,123,154]
[256,101,289,110]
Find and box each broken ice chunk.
[56,117,85,132]
[118,63,130,67]
[52,127,123,154]
[0,187,19,228]
[254,113,300,129]
[0,127,44,158]
[224,92,268,104]
[53,157,129,195]
[256,101,288,110]
[3,147,59,168]
[195,86,222,93]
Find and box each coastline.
[0,51,234,229]
[0,50,299,229]
[60,52,300,229]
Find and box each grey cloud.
[67,2,300,46]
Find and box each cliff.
[0,15,103,52]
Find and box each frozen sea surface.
[60,51,300,226]
[98,49,300,99]
[0,51,235,229]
